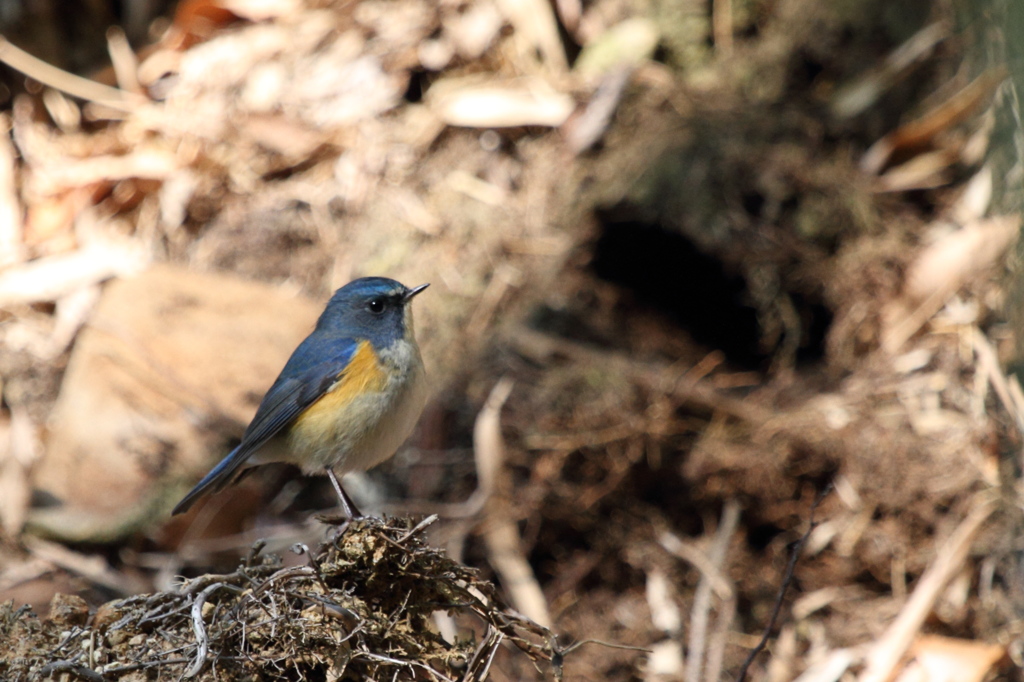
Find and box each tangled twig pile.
[1,517,557,681]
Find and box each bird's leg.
[326,468,363,519]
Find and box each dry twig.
[685,501,740,682]
[0,36,143,111]
[2,519,562,679]
[858,494,997,682]
[737,484,832,682]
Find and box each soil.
[0,0,1021,680]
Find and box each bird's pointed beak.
[404,283,429,301]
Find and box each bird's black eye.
[367,298,385,314]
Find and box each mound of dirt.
[1,517,558,681]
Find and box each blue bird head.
[316,277,428,347]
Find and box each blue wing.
[171,334,359,515]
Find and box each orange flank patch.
[293,341,387,435]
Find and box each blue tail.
[171,445,249,515]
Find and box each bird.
[171,277,429,519]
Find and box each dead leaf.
[862,67,1007,175]
[904,215,1018,304]
[429,77,574,128]
[893,635,1005,682]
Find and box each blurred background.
[0,0,1021,680]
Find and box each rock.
[45,593,89,627]
[29,265,321,542]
